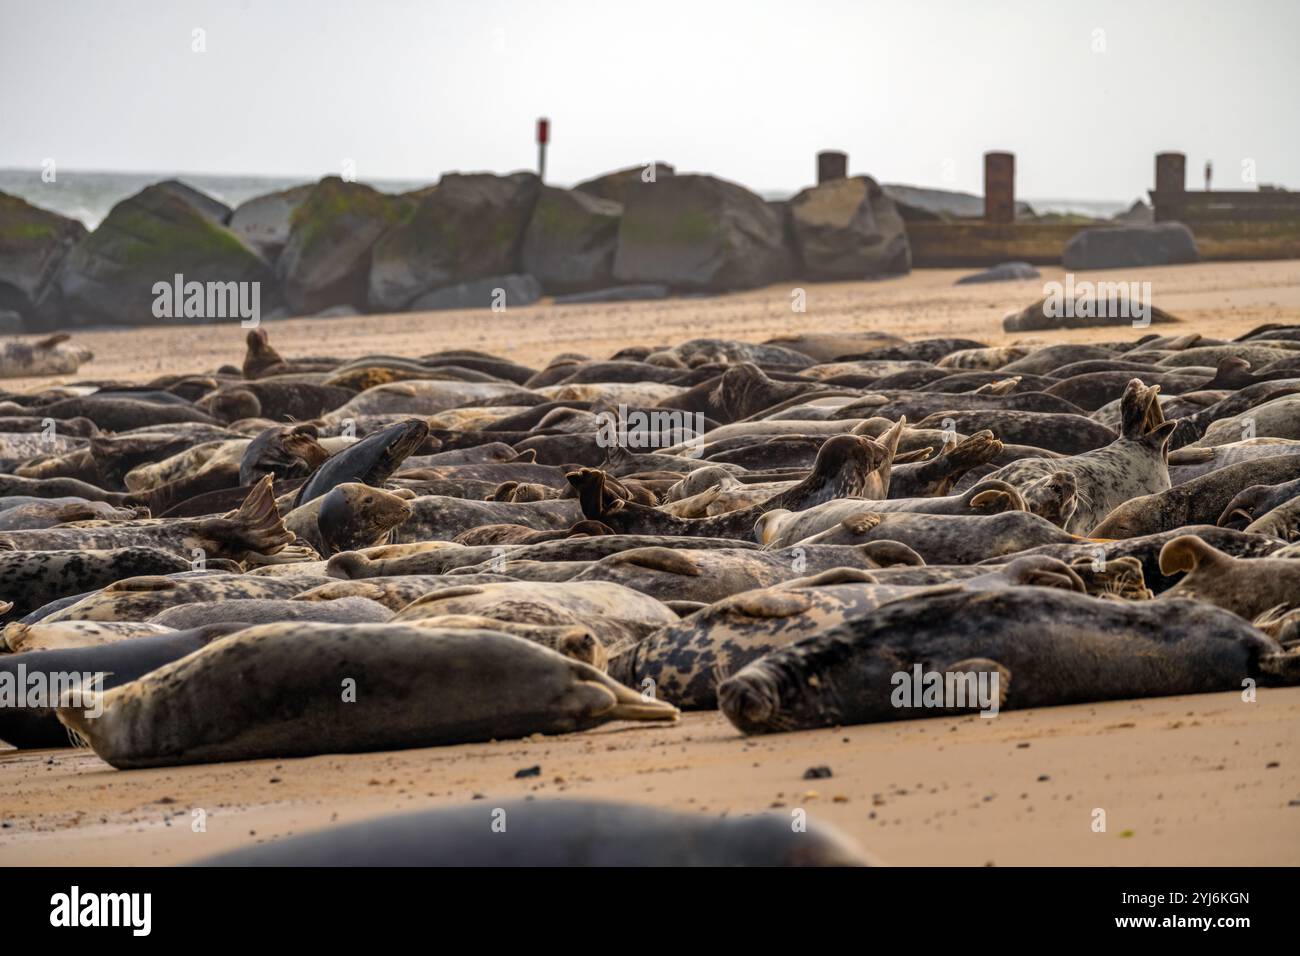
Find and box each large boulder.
[1063,222,1199,270]
[409,274,542,311]
[154,179,231,225]
[58,182,273,327]
[789,176,910,280]
[520,186,621,293]
[883,183,1036,221]
[229,184,314,262]
[611,174,790,292]
[367,172,540,312]
[0,190,87,329]
[277,177,411,315]
[575,163,675,204]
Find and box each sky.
[2,0,1298,199]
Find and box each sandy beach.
[1,259,1298,867]
[6,260,1298,393]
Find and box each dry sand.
[2,260,1299,866]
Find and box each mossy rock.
[520,186,621,293]
[0,190,88,329]
[229,184,315,263]
[367,172,540,312]
[575,163,675,204]
[789,176,911,280]
[611,174,791,292]
[277,177,413,314]
[58,182,273,327]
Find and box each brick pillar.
[817,151,847,184]
[1155,152,1186,195]
[984,151,1015,223]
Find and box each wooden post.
[984,151,1015,224]
[817,151,847,184]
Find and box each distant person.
[1204,160,1213,191]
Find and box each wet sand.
[2,259,1299,866]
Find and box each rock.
[229,184,314,262]
[1063,222,1199,270]
[368,172,541,312]
[0,190,88,329]
[611,174,790,292]
[789,175,910,280]
[553,284,669,305]
[1112,200,1154,224]
[58,182,274,327]
[956,261,1041,285]
[155,179,232,225]
[0,309,24,334]
[575,163,675,203]
[277,177,411,315]
[408,273,542,311]
[1003,293,1179,332]
[884,183,1036,221]
[520,186,622,293]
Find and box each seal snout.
[718,670,780,734]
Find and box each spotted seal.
[0,334,94,378]
[38,570,335,623]
[0,547,194,619]
[58,625,678,767]
[194,798,869,867]
[563,541,921,605]
[612,558,1086,709]
[974,379,1175,533]
[1156,536,1300,620]
[755,479,1025,547]
[568,426,907,540]
[0,624,246,748]
[718,588,1298,734]
[391,580,679,646]
[0,475,297,563]
[150,595,394,629]
[768,509,1077,561]
[294,418,429,506]
[1091,454,1300,537]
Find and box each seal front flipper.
[562,661,680,724]
[940,657,1012,714]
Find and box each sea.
[0,167,1133,230]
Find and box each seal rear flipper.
[916,430,1001,494]
[892,446,934,465]
[967,481,1027,514]
[326,550,375,579]
[34,333,72,349]
[204,475,296,562]
[1158,535,1228,576]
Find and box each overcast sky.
[3,0,1297,198]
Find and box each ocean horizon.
[0,167,1135,231]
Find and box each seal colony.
[3,321,1300,865]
